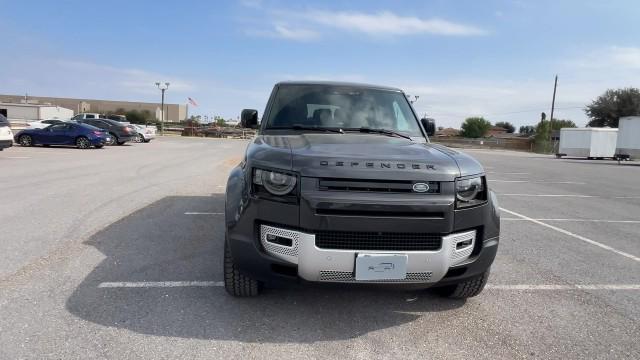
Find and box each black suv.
[224,81,500,299]
[77,118,137,145]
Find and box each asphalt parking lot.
[1,138,639,359]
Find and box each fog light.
[266,234,293,247]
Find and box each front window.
[265,85,423,137]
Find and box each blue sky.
[1,0,639,128]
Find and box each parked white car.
[0,114,14,151]
[132,124,156,143]
[71,113,106,121]
[24,119,66,129]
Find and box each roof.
[0,102,66,108]
[275,80,403,92]
[560,127,618,132]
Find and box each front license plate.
[355,254,408,281]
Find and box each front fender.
[225,164,248,229]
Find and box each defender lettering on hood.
[319,160,436,170]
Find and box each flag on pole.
[188,97,199,106]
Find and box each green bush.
[460,117,492,138]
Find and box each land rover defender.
[224,81,500,298]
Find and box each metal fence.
[432,137,534,151]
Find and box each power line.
[423,106,583,118]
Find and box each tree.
[122,109,153,124]
[549,118,576,130]
[534,120,552,153]
[214,116,226,127]
[460,117,492,138]
[519,125,536,135]
[495,121,515,133]
[585,87,640,127]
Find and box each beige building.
[0,94,188,122]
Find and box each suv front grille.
[318,178,440,194]
[315,231,442,251]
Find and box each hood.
[248,134,485,181]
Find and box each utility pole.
[549,75,558,125]
[155,82,170,136]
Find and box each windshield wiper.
[278,125,344,134]
[343,127,413,141]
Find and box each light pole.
[155,82,170,135]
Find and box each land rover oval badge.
[412,183,429,193]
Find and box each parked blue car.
[14,122,111,149]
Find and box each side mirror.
[421,118,436,137]
[241,109,258,129]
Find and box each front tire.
[224,240,261,297]
[106,134,116,146]
[95,145,104,149]
[436,270,490,299]
[19,135,33,147]
[116,141,126,146]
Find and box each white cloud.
[272,24,320,41]
[609,46,640,69]
[245,24,319,41]
[239,0,262,9]
[302,10,487,36]
[55,60,196,96]
[570,46,640,70]
[0,56,197,105]
[245,8,487,41]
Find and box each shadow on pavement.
[66,195,464,342]
[560,158,640,167]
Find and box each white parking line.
[487,172,529,175]
[98,281,224,288]
[486,284,640,290]
[500,207,640,263]
[501,218,640,224]
[184,212,224,215]
[499,194,596,198]
[490,180,586,184]
[96,281,640,290]
[5,156,31,159]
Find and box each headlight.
[455,176,486,208]
[253,168,297,196]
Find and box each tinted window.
[0,114,8,127]
[102,119,124,127]
[85,114,95,119]
[49,124,68,131]
[265,85,422,136]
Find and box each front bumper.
[225,167,501,287]
[0,139,13,149]
[259,224,477,283]
[117,135,136,143]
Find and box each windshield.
[265,85,423,137]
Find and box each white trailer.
[615,116,640,160]
[557,128,618,159]
[0,103,74,122]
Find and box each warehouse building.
[0,94,188,122]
